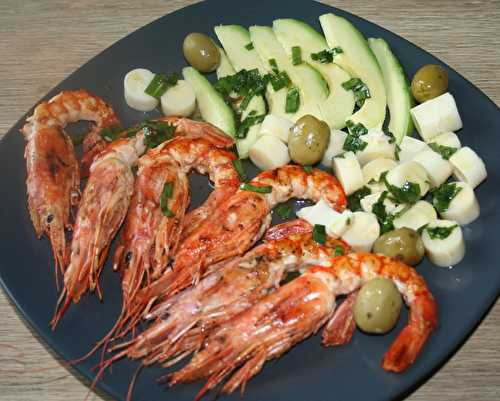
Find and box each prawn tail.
[382,324,428,372]
[322,291,357,347]
[382,294,437,372]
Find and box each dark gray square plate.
[1,0,499,400]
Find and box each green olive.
[183,33,220,73]
[354,277,403,334]
[411,64,449,103]
[373,227,425,265]
[288,115,330,165]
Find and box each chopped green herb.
[291,46,302,65]
[313,224,327,244]
[145,72,179,99]
[142,121,176,149]
[238,93,254,111]
[343,134,368,152]
[431,182,462,212]
[311,49,332,63]
[142,120,175,132]
[332,46,343,56]
[213,65,293,122]
[268,70,291,91]
[343,120,368,152]
[240,183,273,194]
[213,76,233,96]
[126,120,176,144]
[426,224,458,240]
[310,47,343,63]
[214,68,268,109]
[214,67,296,135]
[372,191,395,234]
[236,113,265,139]
[342,78,371,108]
[346,120,368,136]
[268,58,279,72]
[303,165,313,173]
[160,182,175,217]
[383,175,421,204]
[347,186,371,212]
[275,204,294,219]
[342,78,362,90]
[100,124,124,142]
[428,142,458,160]
[335,152,346,159]
[244,42,254,50]
[285,87,300,113]
[232,159,248,182]
[162,181,173,197]
[334,245,344,256]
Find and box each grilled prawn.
[51,134,143,328]
[21,90,119,285]
[169,253,437,400]
[114,136,240,310]
[102,221,349,370]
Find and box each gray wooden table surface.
[1,0,499,400]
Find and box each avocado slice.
[273,18,355,129]
[319,13,387,129]
[214,25,267,73]
[249,25,329,122]
[182,66,235,137]
[368,38,414,143]
[216,45,236,78]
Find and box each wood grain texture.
[0,0,499,400]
